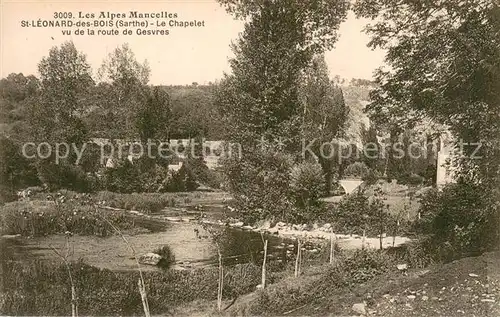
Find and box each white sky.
[0,0,386,85]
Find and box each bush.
[397,173,425,186]
[328,248,395,285]
[95,191,175,213]
[0,199,137,237]
[327,187,395,237]
[344,161,370,178]
[101,159,141,193]
[290,161,326,209]
[222,149,296,223]
[362,168,381,185]
[36,161,95,192]
[412,182,499,261]
[153,245,176,269]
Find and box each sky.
[1,0,386,85]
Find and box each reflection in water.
[0,222,295,272]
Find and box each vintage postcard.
[1,0,499,316]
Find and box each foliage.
[35,160,96,193]
[95,191,177,213]
[300,55,350,193]
[0,200,137,237]
[215,0,349,223]
[29,41,93,146]
[166,85,222,139]
[354,0,500,186]
[0,136,40,201]
[242,248,395,315]
[97,43,152,139]
[101,159,141,193]
[153,245,176,269]
[289,161,326,216]
[344,161,370,178]
[0,259,282,316]
[221,148,296,223]
[413,182,500,260]
[327,187,394,236]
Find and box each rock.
[165,217,182,222]
[407,295,416,300]
[1,234,21,239]
[139,253,162,266]
[352,303,366,315]
[309,248,319,253]
[397,264,408,271]
[469,273,479,277]
[230,221,244,228]
[276,221,286,228]
[242,225,254,230]
[292,224,301,230]
[267,227,279,234]
[422,296,429,301]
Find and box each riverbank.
[101,204,412,251]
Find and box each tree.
[98,44,151,139]
[29,41,94,146]
[215,0,349,221]
[353,0,500,186]
[135,86,170,142]
[300,54,350,193]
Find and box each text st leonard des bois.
[20,11,206,36]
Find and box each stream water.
[0,218,299,272]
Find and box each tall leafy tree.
[98,44,151,139]
[301,54,349,193]
[29,41,94,145]
[354,0,500,186]
[215,0,349,221]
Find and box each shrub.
[0,200,137,237]
[36,161,95,193]
[412,182,499,261]
[362,168,381,185]
[290,161,326,208]
[221,149,295,223]
[101,159,141,193]
[153,245,176,269]
[344,161,370,178]
[327,187,395,237]
[95,192,175,213]
[328,248,395,285]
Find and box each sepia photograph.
[0,0,499,316]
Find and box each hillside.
[341,84,373,146]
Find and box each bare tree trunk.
[362,230,366,250]
[330,230,336,264]
[217,245,224,312]
[138,278,150,317]
[294,239,302,277]
[99,210,150,317]
[50,239,78,317]
[262,239,268,289]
